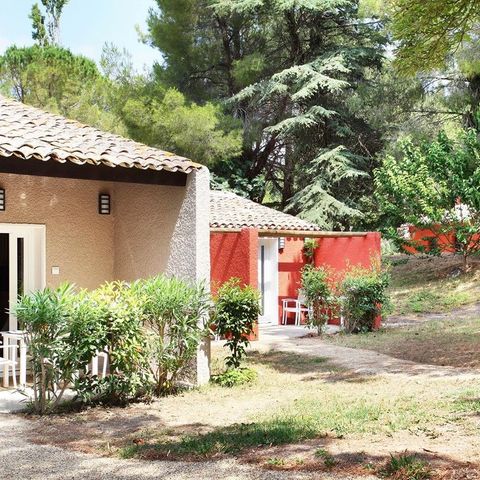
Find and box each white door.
[0,224,46,332]
[258,238,279,325]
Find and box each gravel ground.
[0,413,377,480]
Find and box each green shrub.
[14,283,77,414]
[340,262,391,333]
[301,265,336,335]
[133,275,210,395]
[213,278,260,369]
[15,275,209,412]
[72,282,152,405]
[211,367,257,387]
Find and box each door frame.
[0,224,46,331]
[257,237,279,325]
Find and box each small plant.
[340,259,391,333]
[211,367,257,387]
[213,278,260,369]
[315,448,337,469]
[301,265,336,335]
[380,453,432,480]
[266,457,286,467]
[303,238,318,264]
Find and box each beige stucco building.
[0,96,210,383]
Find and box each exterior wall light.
[98,193,111,215]
[0,188,5,211]
[278,237,285,250]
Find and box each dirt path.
[252,325,480,379]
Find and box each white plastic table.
[2,331,27,387]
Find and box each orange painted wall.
[210,230,382,329]
[403,226,456,254]
[210,228,259,292]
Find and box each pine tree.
[148,0,387,227]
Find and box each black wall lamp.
[98,193,111,215]
[0,188,5,211]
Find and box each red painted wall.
[403,226,456,254]
[210,229,259,340]
[210,228,259,293]
[278,233,381,325]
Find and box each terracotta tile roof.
[210,190,321,231]
[0,95,202,174]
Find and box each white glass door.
[257,238,279,325]
[0,224,46,331]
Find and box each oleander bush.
[15,283,78,414]
[14,275,210,413]
[133,276,210,395]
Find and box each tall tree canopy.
[391,0,480,75]
[30,0,70,46]
[148,0,387,228]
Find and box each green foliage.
[391,0,480,75]
[380,453,431,480]
[340,261,390,333]
[30,4,48,47]
[14,284,77,414]
[133,275,210,395]
[14,275,210,412]
[30,1,70,46]
[211,367,257,387]
[77,282,153,405]
[213,278,260,369]
[148,0,387,227]
[301,265,335,335]
[375,129,480,269]
[0,45,109,123]
[121,88,242,168]
[302,238,318,263]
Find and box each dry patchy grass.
[386,255,480,315]
[327,316,480,370]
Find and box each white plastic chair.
[0,343,18,388]
[282,291,312,326]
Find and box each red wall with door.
[210,229,382,331]
[278,233,381,325]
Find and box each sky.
[0,0,160,71]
